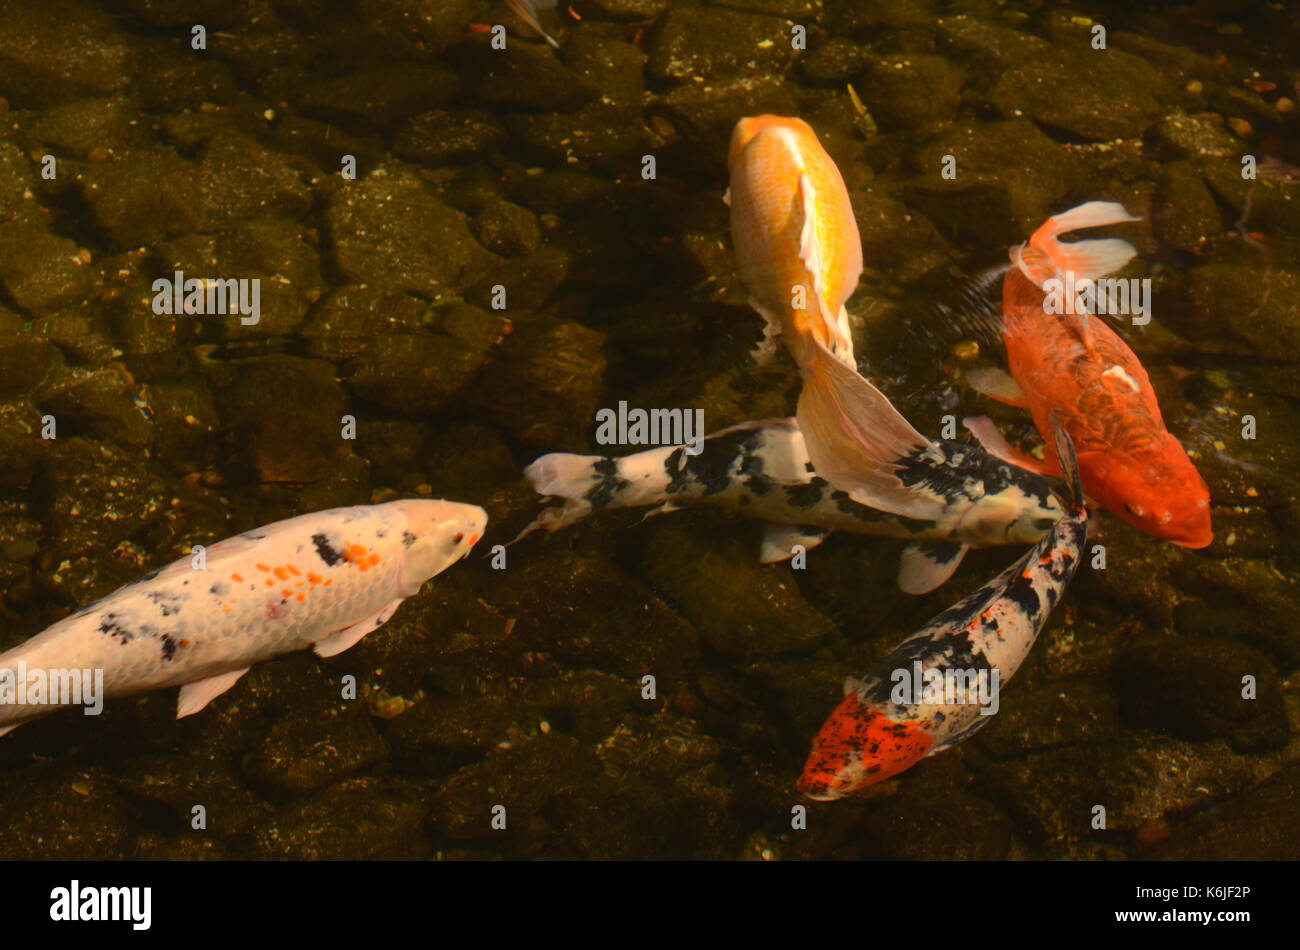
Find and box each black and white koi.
[518,416,1063,594]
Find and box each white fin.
[842,675,877,698]
[796,341,947,519]
[1030,201,1141,282]
[314,599,402,658]
[796,173,850,361]
[759,524,830,563]
[524,452,597,499]
[635,500,682,524]
[962,416,1058,476]
[747,297,783,365]
[897,542,969,594]
[722,187,731,207]
[505,0,560,47]
[177,668,251,719]
[964,366,1028,408]
[0,722,19,739]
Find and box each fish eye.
[1125,502,1146,518]
[453,532,464,543]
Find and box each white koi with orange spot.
[0,499,486,737]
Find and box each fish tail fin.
[1047,412,1085,516]
[515,453,603,541]
[1024,200,1141,283]
[796,342,945,519]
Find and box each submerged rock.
[328,167,496,297]
[1111,636,1289,752]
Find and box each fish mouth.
[1170,534,1213,550]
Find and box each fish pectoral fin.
[759,523,830,563]
[746,297,783,365]
[961,415,1060,477]
[897,542,969,594]
[0,722,20,739]
[314,599,403,658]
[964,366,1029,408]
[721,187,731,207]
[177,667,251,719]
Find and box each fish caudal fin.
[1047,412,1086,516]
[1024,200,1141,283]
[796,342,947,520]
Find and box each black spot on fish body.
[209,581,229,597]
[1001,571,1041,618]
[830,490,934,532]
[585,458,631,509]
[312,533,345,566]
[402,531,416,548]
[160,634,177,660]
[98,614,133,644]
[680,430,750,496]
[783,483,823,510]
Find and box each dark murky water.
[0,0,1297,859]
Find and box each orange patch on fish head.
[1088,441,1212,549]
[728,114,815,166]
[797,694,933,801]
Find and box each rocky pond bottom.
[0,0,1297,859]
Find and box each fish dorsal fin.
[897,542,969,594]
[759,523,830,563]
[796,173,854,365]
[177,667,251,719]
[314,598,402,658]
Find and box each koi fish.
[0,500,487,737]
[963,201,1212,548]
[726,115,952,518]
[518,416,1063,594]
[797,417,1087,800]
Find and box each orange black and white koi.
[0,500,486,736]
[519,416,1063,594]
[964,201,1212,548]
[797,418,1087,800]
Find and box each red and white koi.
[797,418,1087,800]
[0,500,486,737]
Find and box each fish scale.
[0,499,487,735]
